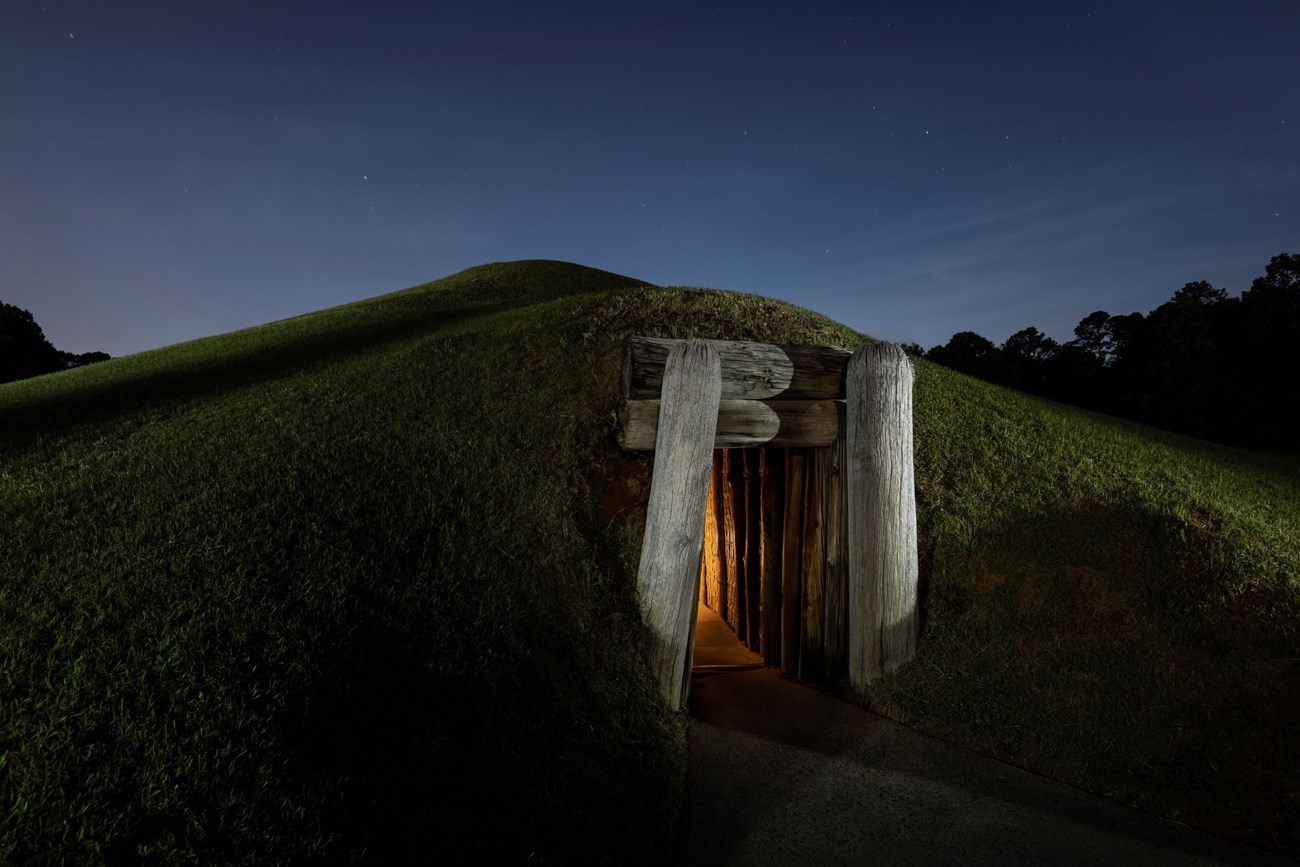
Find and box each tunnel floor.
[692,606,763,669]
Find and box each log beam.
[624,335,850,401]
[618,398,843,450]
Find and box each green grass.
[579,280,1300,854]
[894,363,1300,853]
[1,262,679,863]
[2,259,1298,861]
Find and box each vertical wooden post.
[800,448,825,680]
[846,343,919,690]
[744,449,763,652]
[637,340,722,708]
[721,451,740,633]
[821,436,848,676]
[708,457,727,621]
[700,462,718,612]
[760,449,784,667]
[780,449,805,676]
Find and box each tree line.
[1,300,111,385]
[913,253,1299,449]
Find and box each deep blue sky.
[4,1,1297,357]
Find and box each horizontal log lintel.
[623,335,852,401]
[618,398,845,450]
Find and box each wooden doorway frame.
[618,337,919,708]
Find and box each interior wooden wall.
[698,445,849,681]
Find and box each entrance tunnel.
[692,445,849,683]
[620,335,918,707]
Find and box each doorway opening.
[693,446,848,683]
[620,335,917,708]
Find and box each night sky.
[4,1,1297,357]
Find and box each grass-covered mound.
[2,259,1297,860]
[0,262,684,863]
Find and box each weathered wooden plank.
[760,449,784,667]
[732,449,750,647]
[700,458,720,614]
[637,340,722,708]
[697,540,708,612]
[780,449,805,676]
[618,398,844,451]
[722,450,741,634]
[683,554,704,701]
[624,336,851,401]
[744,448,763,652]
[821,436,849,677]
[707,456,727,622]
[800,448,825,681]
[846,342,919,691]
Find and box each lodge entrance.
[695,446,848,682]
[617,336,919,709]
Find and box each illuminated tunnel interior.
[693,445,848,682]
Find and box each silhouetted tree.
[928,331,1010,383]
[1172,280,1228,306]
[1001,327,1059,394]
[0,301,110,384]
[904,254,1298,447]
[1068,310,1116,364]
[1103,311,1151,419]
[63,350,112,368]
[1141,284,1226,438]
[0,301,63,384]
[1236,254,1300,444]
[899,342,927,358]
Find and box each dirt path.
[675,608,1286,866]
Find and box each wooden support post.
[800,448,824,680]
[709,457,727,621]
[637,340,722,708]
[722,450,740,633]
[846,343,919,690]
[760,449,784,667]
[780,449,805,676]
[700,460,719,613]
[821,436,848,676]
[737,451,749,645]
[744,449,763,652]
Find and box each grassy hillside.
[897,365,1300,853]
[0,262,682,863]
[2,260,1297,861]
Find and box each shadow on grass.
[911,495,1300,858]
[284,616,461,863]
[279,580,676,864]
